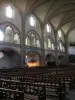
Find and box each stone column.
[41,24,46,66]
[20,14,25,68]
[65,35,69,64]
[54,30,59,65]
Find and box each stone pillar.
[20,14,25,68]
[65,35,69,64]
[41,25,45,66]
[54,31,59,65]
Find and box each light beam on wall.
[0,30,4,41]
[6,6,13,18]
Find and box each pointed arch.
[25,30,41,48]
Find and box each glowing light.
[30,16,35,27]
[6,6,13,18]
[27,60,40,67]
[0,30,4,41]
[47,24,51,33]
[58,30,62,38]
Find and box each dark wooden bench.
[0,78,66,100]
[0,88,24,100]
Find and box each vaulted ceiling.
[1,0,75,42]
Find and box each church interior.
[0,0,75,100]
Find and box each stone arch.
[57,40,65,52]
[25,51,41,67]
[58,55,65,65]
[45,53,56,67]
[67,28,75,64]
[25,36,30,46]
[25,30,41,48]
[57,29,65,42]
[0,22,20,44]
[0,22,21,33]
[44,22,55,41]
[0,3,21,30]
[68,28,75,46]
[44,36,55,50]
[25,14,42,38]
[0,47,21,68]
[69,54,75,64]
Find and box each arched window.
[59,42,62,50]
[6,6,13,18]
[0,30,4,41]
[30,16,36,27]
[46,24,51,33]
[25,31,40,48]
[25,37,30,46]
[25,37,28,45]
[31,34,36,46]
[48,39,52,48]
[5,26,13,43]
[59,42,65,52]
[0,52,4,58]
[58,29,62,38]
[14,34,20,44]
[36,40,40,48]
[52,43,55,50]
[44,41,47,49]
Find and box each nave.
[0,65,74,100]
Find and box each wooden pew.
[0,78,66,100]
[0,88,24,100]
[0,66,75,100]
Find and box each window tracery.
[25,33,40,48]
[5,26,13,43]
[14,33,20,44]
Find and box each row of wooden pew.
[0,66,75,100]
